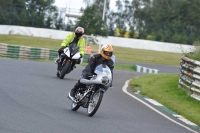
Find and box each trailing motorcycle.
[57,43,81,79]
[68,64,112,117]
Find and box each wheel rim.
[88,92,100,113]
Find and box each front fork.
[60,58,74,70]
[89,85,105,102]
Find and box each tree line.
[0,0,63,29]
[0,0,199,45]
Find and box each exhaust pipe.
[68,93,77,103]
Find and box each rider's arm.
[82,55,96,77]
[109,60,114,87]
[78,37,86,56]
[61,33,73,47]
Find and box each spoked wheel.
[71,102,80,111]
[87,91,103,117]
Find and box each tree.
[75,5,108,36]
[107,0,137,38]
[0,0,59,28]
[25,0,58,27]
[132,0,200,44]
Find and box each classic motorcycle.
[68,64,112,117]
[57,43,81,79]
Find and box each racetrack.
[0,58,198,133]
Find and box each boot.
[69,82,80,98]
[55,57,61,64]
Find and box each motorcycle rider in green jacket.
[55,27,86,70]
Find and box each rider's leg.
[70,80,82,97]
[55,47,65,63]
[70,73,87,97]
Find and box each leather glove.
[80,54,83,58]
[77,58,81,64]
[87,73,93,77]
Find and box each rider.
[69,44,114,98]
[55,27,86,70]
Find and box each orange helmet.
[100,44,113,60]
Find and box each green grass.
[0,35,182,66]
[129,74,200,126]
[0,35,61,50]
[113,64,135,71]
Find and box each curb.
[133,64,159,74]
[134,86,200,131]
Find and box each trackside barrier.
[0,43,58,60]
[179,56,200,101]
[133,65,159,74]
[83,54,91,63]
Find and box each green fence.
[83,54,91,63]
[0,43,90,63]
[0,43,58,60]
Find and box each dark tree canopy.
[0,0,62,28]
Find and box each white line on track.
[122,79,198,133]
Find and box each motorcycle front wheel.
[71,102,80,111]
[87,91,103,117]
[59,60,70,79]
[56,71,60,77]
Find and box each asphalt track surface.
[0,58,199,133]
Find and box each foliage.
[184,41,200,61]
[131,0,200,44]
[1,0,200,44]
[124,31,130,38]
[115,28,121,37]
[146,35,155,40]
[76,5,108,36]
[0,0,62,29]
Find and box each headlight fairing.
[101,76,109,85]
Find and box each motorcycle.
[68,64,112,117]
[57,43,81,79]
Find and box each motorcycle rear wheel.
[87,91,103,117]
[71,102,80,111]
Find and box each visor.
[104,51,112,56]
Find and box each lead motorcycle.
[68,64,112,117]
[57,43,81,79]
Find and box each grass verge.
[129,74,200,126]
[0,35,182,66]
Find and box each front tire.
[71,102,80,111]
[87,91,103,117]
[59,61,70,79]
[56,71,60,77]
